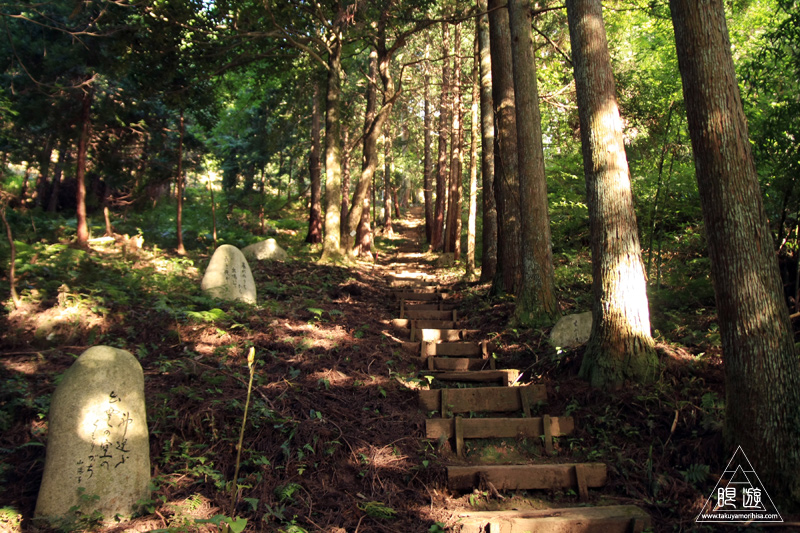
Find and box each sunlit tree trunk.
[340,125,350,240]
[345,50,380,254]
[567,0,656,386]
[446,21,464,259]
[670,0,800,505]
[321,38,344,262]
[509,0,559,325]
[47,141,69,213]
[466,36,480,280]
[423,71,434,243]
[306,82,323,244]
[489,0,522,295]
[176,110,187,255]
[431,21,451,252]
[75,87,94,248]
[383,123,394,235]
[477,0,498,283]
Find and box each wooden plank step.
[400,302,459,316]
[412,328,481,342]
[391,286,444,295]
[388,271,433,280]
[421,340,492,357]
[457,505,651,533]
[402,309,458,321]
[418,385,547,414]
[426,415,573,440]
[391,319,461,329]
[423,369,518,385]
[415,357,495,371]
[394,291,448,301]
[448,463,605,492]
[388,279,439,288]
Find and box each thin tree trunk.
[423,70,434,242]
[466,35,480,280]
[19,165,31,203]
[446,21,464,258]
[306,82,323,244]
[646,103,675,279]
[477,0,498,283]
[671,0,800,505]
[568,0,656,386]
[509,0,559,324]
[1,205,20,308]
[75,87,94,247]
[345,50,380,254]
[489,0,522,295]
[383,124,394,235]
[176,110,186,255]
[431,21,451,252]
[47,138,69,213]
[321,39,344,261]
[340,124,350,239]
[207,173,217,248]
[34,134,54,208]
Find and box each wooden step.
[457,505,651,533]
[423,369,518,385]
[421,340,492,357]
[418,385,547,416]
[391,318,461,329]
[391,286,443,295]
[394,291,448,301]
[427,415,574,442]
[400,302,459,316]
[448,463,605,493]
[401,309,458,321]
[388,279,439,288]
[415,357,495,371]
[412,328,481,342]
[388,271,433,281]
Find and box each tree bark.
[431,21,451,252]
[670,0,800,505]
[176,109,187,255]
[509,0,559,325]
[423,71,434,243]
[75,87,94,247]
[306,82,323,244]
[446,21,464,259]
[489,0,522,295]
[477,0,498,284]
[466,35,480,280]
[383,123,394,235]
[340,124,350,240]
[567,0,657,387]
[321,38,344,262]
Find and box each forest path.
[377,206,652,532]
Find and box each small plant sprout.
[231,346,256,514]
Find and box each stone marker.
[35,346,150,523]
[550,311,593,349]
[242,238,288,262]
[201,244,257,303]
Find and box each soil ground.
[1,208,798,532]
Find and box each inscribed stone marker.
[201,244,257,303]
[35,346,150,523]
[549,311,593,349]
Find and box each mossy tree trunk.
[567,0,657,387]
[670,0,800,506]
[321,37,344,262]
[509,0,559,326]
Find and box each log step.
[421,340,493,357]
[391,319,461,329]
[401,309,458,321]
[418,385,547,415]
[394,291,448,301]
[413,328,481,342]
[457,505,651,533]
[448,463,605,492]
[415,357,495,371]
[426,415,573,441]
[400,302,459,316]
[422,369,519,385]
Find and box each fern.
[358,501,396,520]
[275,482,302,503]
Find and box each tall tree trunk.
[383,124,394,235]
[466,36,480,280]
[207,173,217,248]
[321,39,344,262]
[176,110,187,255]
[423,72,434,243]
[446,21,464,258]
[509,0,559,325]
[670,0,800,505]
[477,0,498,284]
[34,134,54,208]
[47,138,69,213]
[489,0,522,295]
[1,205,20,308]
[340,124,350,240]
[568,0,656,386]
[306,82,323,244]
[431,21,451,252]
[345,49,380,255]
[75,87,94,247]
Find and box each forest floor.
[0,207,796,532]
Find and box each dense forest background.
[1,0,800,531]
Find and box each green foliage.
[358,501,396,520]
